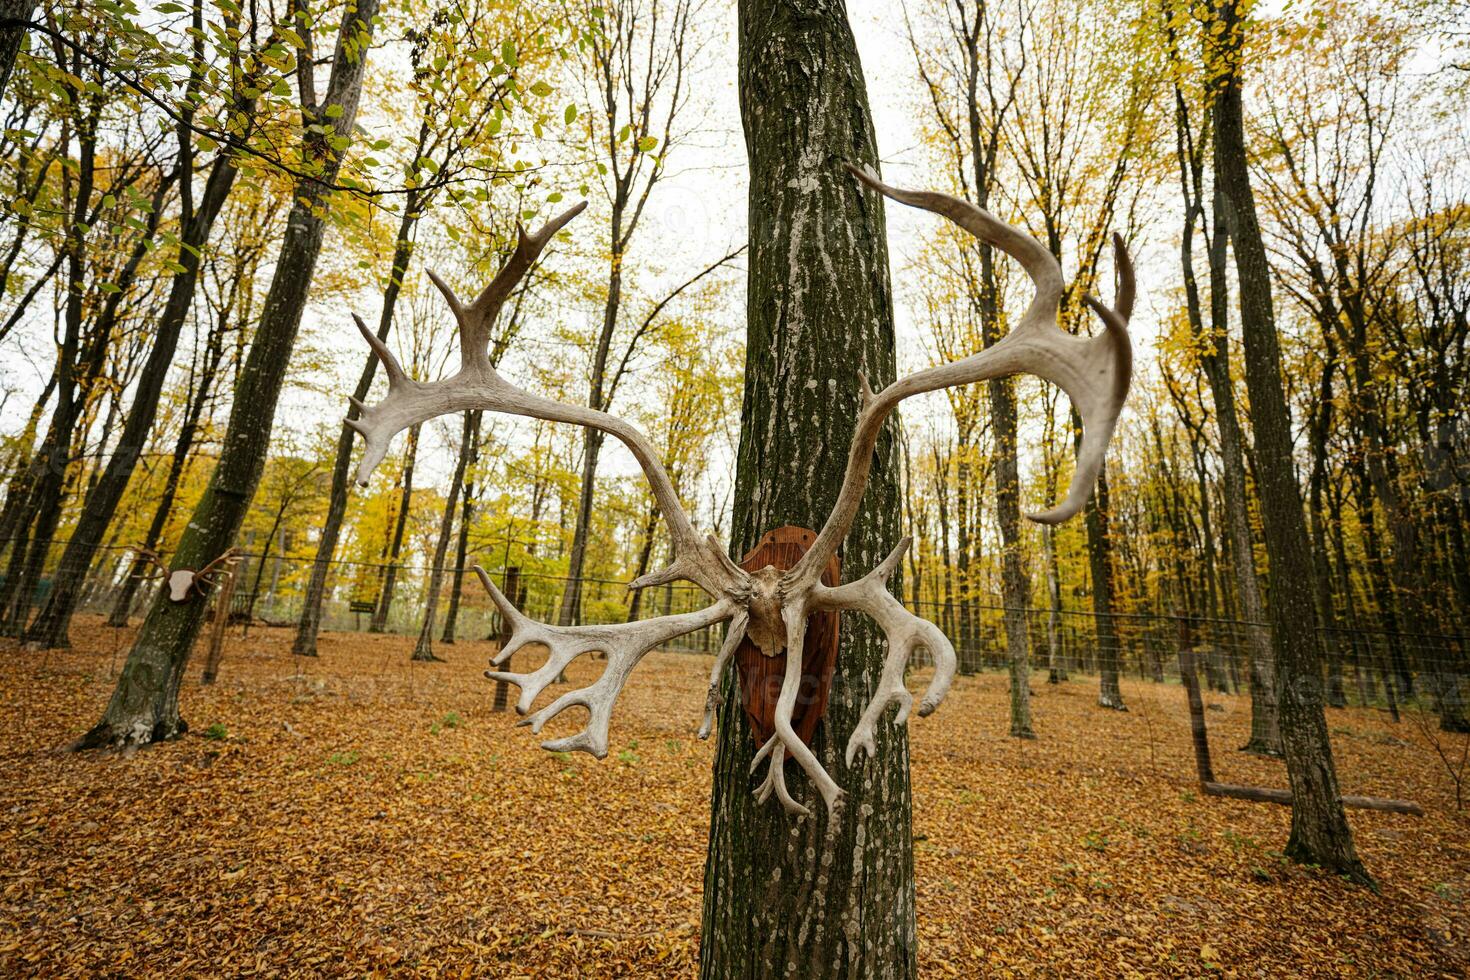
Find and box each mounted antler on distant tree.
[348,165,1135,818]
[126,545,240,603]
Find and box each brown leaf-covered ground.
[0,616,1465,977]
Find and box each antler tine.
[474,566,736,758]
[746,601,844,818]
[784,165,1134,590]
[128,546,168,579]
[809,537,957,766]
[698,610,749,740]
[352,313,408,388]
[452,201,589,366]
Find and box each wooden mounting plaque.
[734,526,841,748]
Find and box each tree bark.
[74,0,378,749]
[0,1,35,103]
[701,3,911,976]
[1203,188,1280,754]
[1084,462,1126,710]
[1208,0,1367,882]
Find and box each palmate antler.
[347,168,1134,820]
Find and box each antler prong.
[804,536,957,767]
[474,565,735,759]
[352,313,408,388]
[699,611,748,740]
[424,268,466,319]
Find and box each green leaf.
[530,80,552,97]
[564,103,578,125]
[636,135,658,153]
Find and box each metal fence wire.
[0,536,1465,717]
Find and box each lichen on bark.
[699,2,916,977]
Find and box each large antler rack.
[345,171,1135,822]
[742,164,1136,817]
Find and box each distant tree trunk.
[1084,462,1126,711]
[491,565,522,712]
[556,431,602,626]
[994,377,1032,736]
[412,411,475,662]
[73,0,378,750]
[1043,524,1064,683]
[1206,188,1280,754]
[625,503,660,622]
[292,162,426,656]
[1209,0,1367,882]
[440,410,481,644]
[0,1,35,102]
[954,455,976,672]
[372,423,419,633]
[700,2,912,976]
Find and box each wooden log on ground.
[1201,781,1424,815]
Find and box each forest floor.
[0,616,1465,978]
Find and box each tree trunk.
[491,565,522,713]
[701,3,911,976]
[1209,0,1367,883]
[1084,463,1126,710]
[626,504,661,622]
[1206,187,1280,754]
[0,1,35,103]
[372,423,419,633]
[556,429,604,626]
[412,411,475,662]
[1043,524,1064,683]
[293,196,420,655]
[440,410,481,645]
[994,384,1033,737]
[74,0,378,749]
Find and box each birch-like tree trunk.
[700,2,911,976]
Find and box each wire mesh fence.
[1,535,1465,720]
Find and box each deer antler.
[349,202,740,599]
[126,546,168,581]
[193,547,240,596]
[341,176,1134,823]
[784,163,1134,594]
[474,566,736,757]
